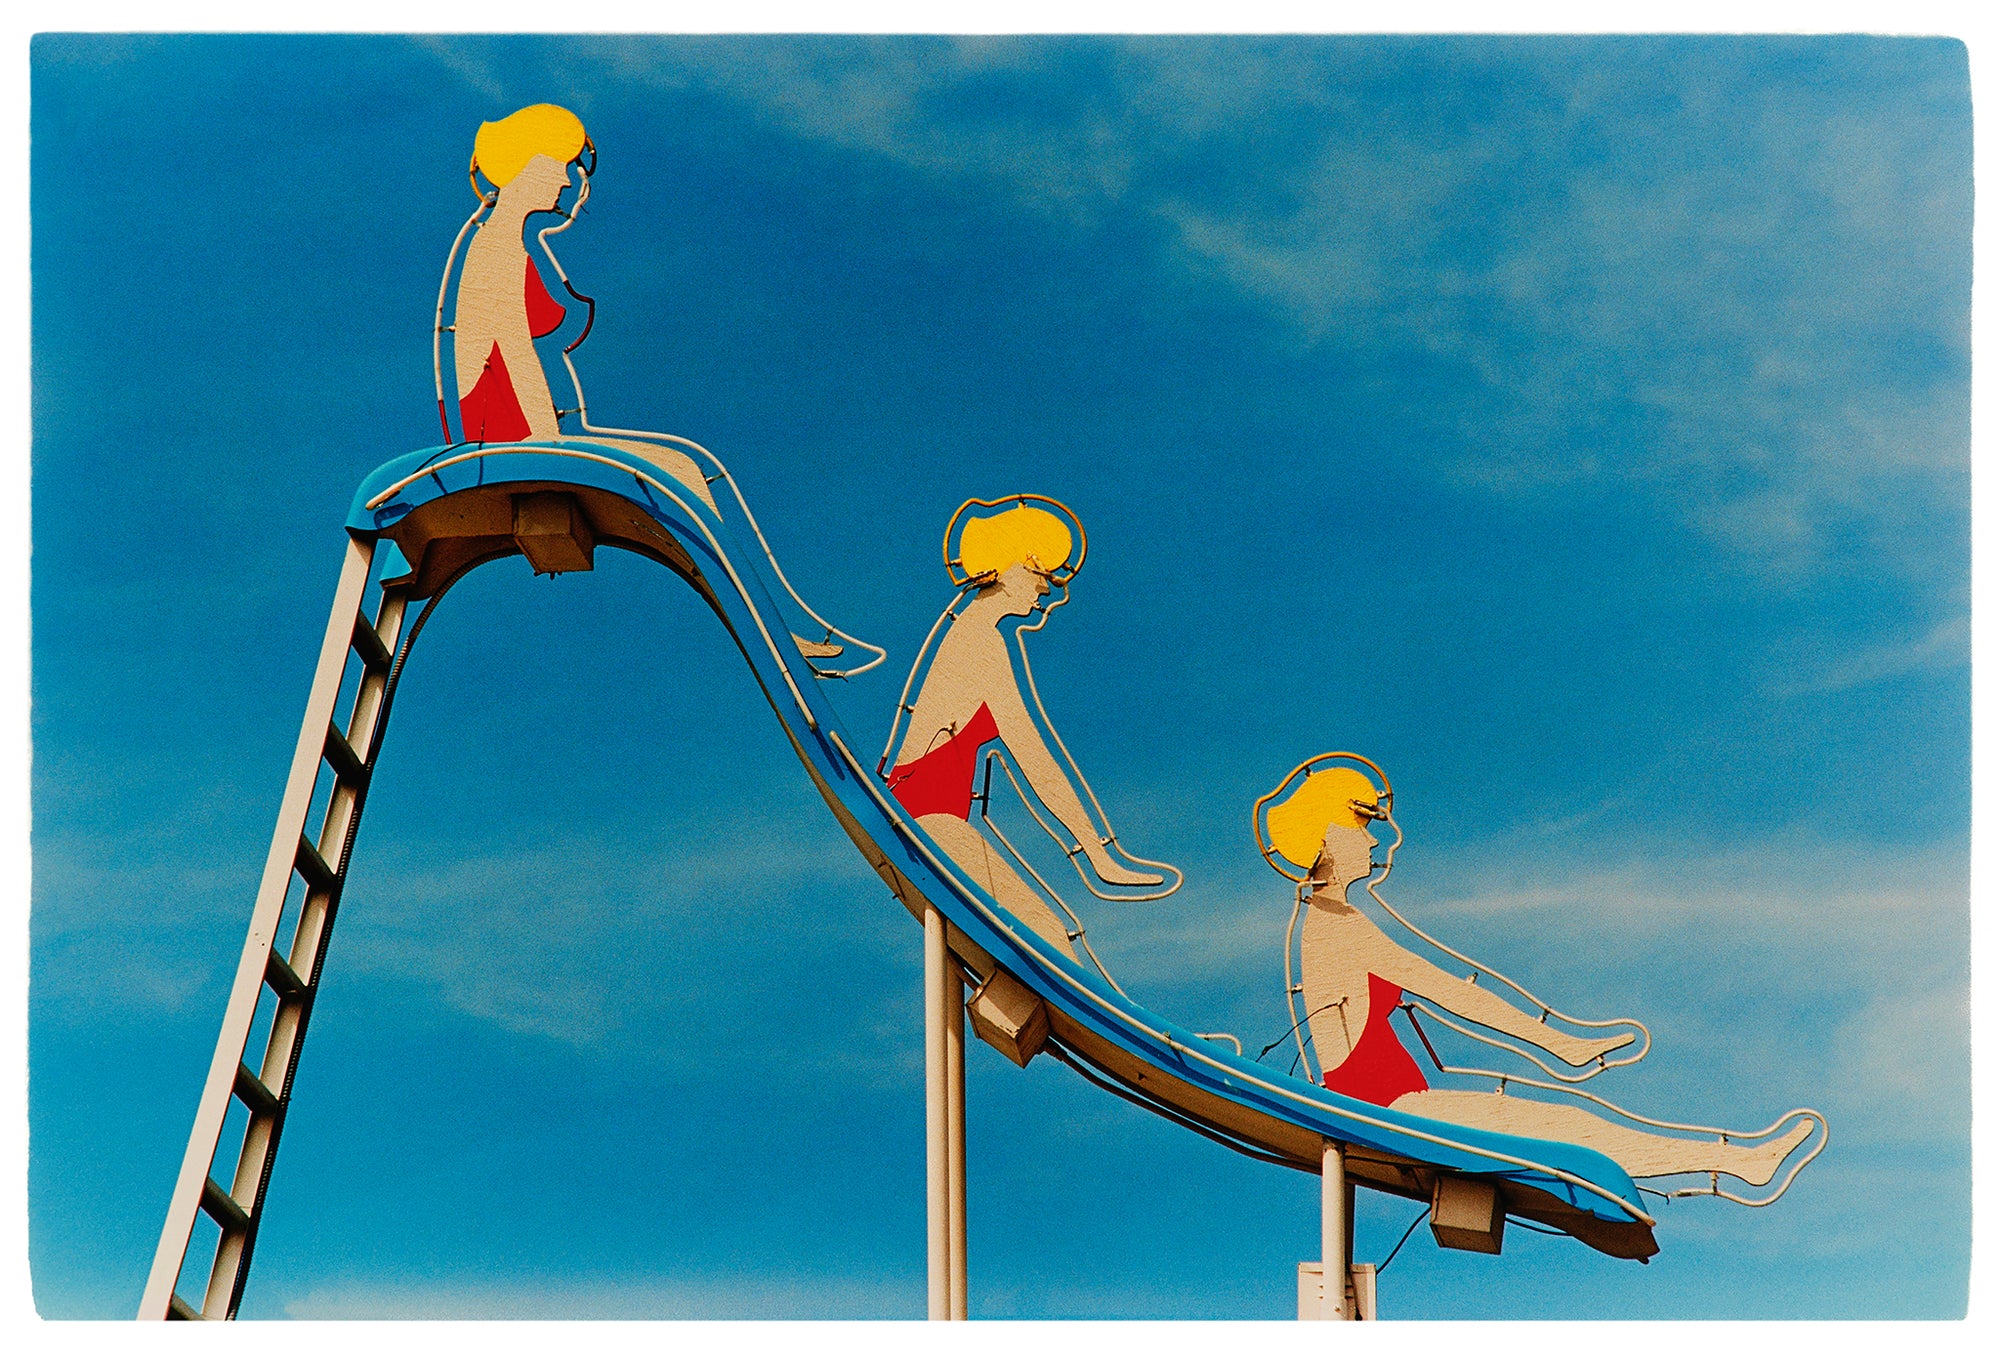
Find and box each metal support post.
[923,905,969,1320]
[945,948,968,1320]
[924,905,954,1320]
[1322,1139,1349,1320]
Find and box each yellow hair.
[473,104,588,188]
[958,505,1073,581]
[1267,767,1381,869]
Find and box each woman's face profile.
[1317,822,1377,891]
[992,562,1052,617]
[507,154,571,213]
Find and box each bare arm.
[455,233,561,440]
[1365,925,1631,1067]
[980,643,1160,887]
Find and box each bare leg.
[558,435,718,513]
[919,813,1079,960]
[1396,1090,1814,1185]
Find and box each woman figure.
[446,104,715,513]
[1262,757,1820,1189]
[884,498,1178,960]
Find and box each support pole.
[946,953,968,1321]
[1321,1139,1348,1320]
[1345,1178,1357,1282]
[924,905,951,1321]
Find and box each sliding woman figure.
[1260,754,1824,1199]
[883,497,1180,964]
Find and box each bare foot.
[1724,1115,1815,1186]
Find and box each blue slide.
[352,440,1660,1261]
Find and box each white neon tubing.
[1400,1003,1828,1205]
[433,192,496,439]
[983,741,1181,905]
[364,445,817,733]
[1361,811,1652,1072]
[1014,596,1185,893]
[821,727,1655,1228]
[974,774,1132,1001]
[605,428,889,679]
[530,175,888,681]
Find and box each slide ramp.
[350,439,1659,1261]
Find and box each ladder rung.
[233,1062,280,1119]
[350,615,391,671]
[294,835,337,894]
[200,1176,250,1236]
[264,949,307,999]
[166,1292,202,1321]
[322,721,369,788]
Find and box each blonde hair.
[1266,766,1381,869]
[473,104,589,188]
[958,505,1074,582]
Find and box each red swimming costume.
[458,342,531,443]
[1321,973,1430,1107]
[887,704,1001,820]
[523,255,567,337]
[457,257,566,443]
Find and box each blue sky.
[28,33,1969,1319]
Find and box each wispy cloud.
[1835,983,1969,1129]
[273,1267,1260,1320]
[1768,615,1969,697]
[328,825,891,1062]
[434,36,1970,580]
[407,35,506,102]
[1149,52,1969,577]
[1398,838,1967,1141]
[30,848,254,1016]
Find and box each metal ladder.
[138,535,406,1319]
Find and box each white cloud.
[1164,93,1966,571]
[1390,837,1967,1144]
[409,35,506,102]
[504,37,1969,578]
[1769,615,1970,697]
[325,824,892,1058]
[1407,837,1968,995]
[1834,983,1970,1128]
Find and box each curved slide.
[350,439,1661,1262]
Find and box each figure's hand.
[1084,846,1164,888]
[1559,1030,1636,1067]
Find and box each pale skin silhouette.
[893,561,1161,958]
[453,151,717,513]
[1302,817,1813,1184]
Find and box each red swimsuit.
[886,704,1001,820]
[1322,973,1430,1106]
[457,256,568,444]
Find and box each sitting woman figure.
[1260,755,1822,1192]
[444,103,716,514]
[883,497,1179,961]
